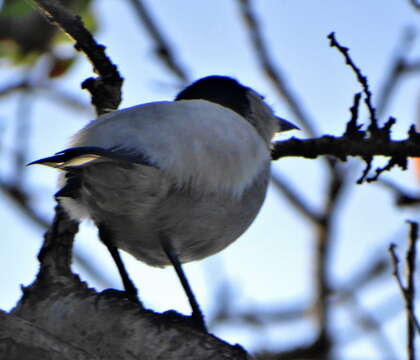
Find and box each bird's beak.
[276,116,299,132]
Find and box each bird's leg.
[98,224,139,303]
[160,235,207,331]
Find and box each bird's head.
[175,75,298,144]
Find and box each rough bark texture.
[0,311,95,360]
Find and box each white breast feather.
[70,100,270,197]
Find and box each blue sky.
[1,0,420,358]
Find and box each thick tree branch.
[4,207,251,359]
[33,0,123,114]
[272,133,420,160]
[0,311,96,360]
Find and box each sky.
[1,0,420,358]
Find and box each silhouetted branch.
[272,122,420,183]
[33,0,123,115]
[273,132,420,160]
[328,32,378,130]
[4,209,250,359]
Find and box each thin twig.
[328,32,378,130]
[126,0,189,83]
[270,172,322,223]
[388,246,416,331]
[237,0,316,137]
[406,221,419,358]
[388,225,420,360]
[345,295,398,359]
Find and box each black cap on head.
[175,76,250,118]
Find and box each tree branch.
[5,208,250,359]
[328,32,378,130]
[126,0,189,83]
[271,172,322,223]
[388,223,420,360]
[236,0,316,136]
[33,0,123,115]
[0,310,96,360]
[272,133,420,160]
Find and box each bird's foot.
[191,309,207,332]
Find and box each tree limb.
[33,0,123,115]
[4,206,251,360]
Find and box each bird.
[29,75,297,330]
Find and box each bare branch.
[236,0,316,136]
[406,221,419,357]
[328,32,378,130]
[0,181,50,229]
[345,295,398,359]
[0,179,113,287]
[272,133,420,160]
[127,0,189,83]
[33,0,123,115]
[270,172,322,223]
[7,209,250,359]
[388,227,420,354]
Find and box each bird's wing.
[70,100,270,196]
[28,146,156,171]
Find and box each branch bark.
[33,0,123,115]
[272,134,420,160]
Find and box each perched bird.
[30,76,297,330]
